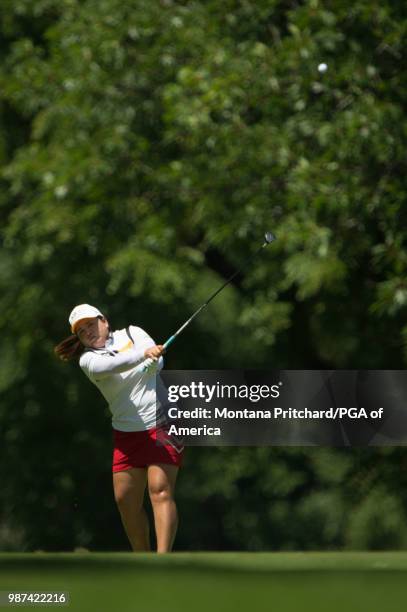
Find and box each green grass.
[1,552,407,612]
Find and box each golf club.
[142,231,276,371]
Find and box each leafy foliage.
[0,0,406,551]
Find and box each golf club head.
[264,231,276,244]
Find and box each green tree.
[0,0,406,551]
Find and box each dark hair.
[54,335,86,362]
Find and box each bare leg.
[147,464,179,553]
[113,468,150,551]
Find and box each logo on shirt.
[118,340,133,353]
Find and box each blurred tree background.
[0,0,406,551]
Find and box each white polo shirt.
[79,325,167,432]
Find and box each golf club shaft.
[164,239,270,349]
[142,234,275,371]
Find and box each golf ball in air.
[318,63,328,73]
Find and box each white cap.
[69,304,104,333]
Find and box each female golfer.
[55,304,184,553]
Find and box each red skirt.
[112,426,184,472]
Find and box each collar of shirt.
[105,331,114,348]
